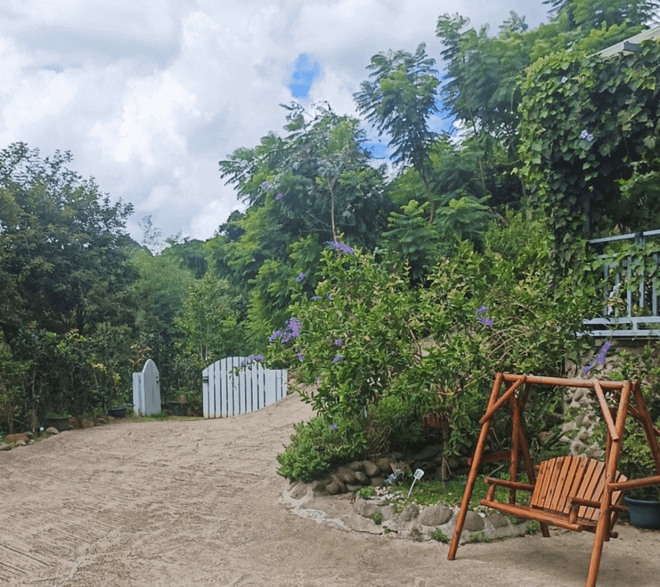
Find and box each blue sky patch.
[289,54,320,99]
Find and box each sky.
[0,0,550,245]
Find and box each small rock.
[5,433,30,443]
[399,504,419,523]
[354,471,369,485]
[381,505,396,521]
[488,513,509,528]
[375,457,392,474]
[345,483,362,493]
[289,482,308,500]
[370,476,385,487]
[348,461,364,471]
[419,505,452,526]
[412,444,442,461]
[326,479,341,495]
[310,480,326,494]
[337,467,357,485]
[463,511,485,531]
[356,500,380,519]
[45,427,59,435]
[0,443,12,451]
[362,460,381,477]
[15,439,26,446]
[82,419,94,429]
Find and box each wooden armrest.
[483,477,535,492]
[609,475,660,492]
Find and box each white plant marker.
[407,468,425,499]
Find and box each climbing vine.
[517,39,660,255]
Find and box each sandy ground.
[1,392,659,587]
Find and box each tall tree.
[0,143,136,336]
[354,44,440,221]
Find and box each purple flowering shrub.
[273,212,601,479]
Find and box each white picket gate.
[201,356,287,418]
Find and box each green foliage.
[355,44,440,221]
[0,143,139,427]
[431,528,450,543]
[517,39,660,248]
[358,486,376,498]
[370,511,383,525]
[175,273,244,369]
[271,212,598,480]
[276,415,366,482]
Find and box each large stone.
[463,511,485,531]
[347,461,364,471]
[0,443,12,451]
[398,504,419,523]
[370,476,385,487]
[419,505,452,526]
[362,460,381,477]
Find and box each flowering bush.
[272,215,599,480]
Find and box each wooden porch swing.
[447,373,660,587]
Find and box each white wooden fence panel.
[202,356,286,418]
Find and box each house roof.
[596,24,660,57]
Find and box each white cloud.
[0,0,549,242]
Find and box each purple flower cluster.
[334,339,342,346]
[269,316,302,344]
[332,355,344,363]
[580,129,594,142]
[476,305,494,326]
[296,272,305,283]
[275,193,284,200]
[325,240,354,254]
[583,341,612,375]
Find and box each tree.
[217,104,391,344]
[0,143,137,337]
[175,273,244,368]
[544,0,659,30]
[354,44,440,221]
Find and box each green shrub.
[276,415,366,482]
[270,212,598,481]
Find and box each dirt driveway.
[1,393,659,587]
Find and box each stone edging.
[281,479,531,543]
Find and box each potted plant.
[45,411,71,431]
[618,423,660,529]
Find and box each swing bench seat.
[480,455,628,535]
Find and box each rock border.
[282,475,531,544]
